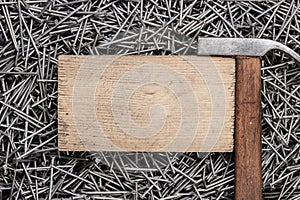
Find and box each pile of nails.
[0,0,299,199]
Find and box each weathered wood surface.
[235,56,262,200]
[58,56,235,152]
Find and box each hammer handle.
[235,56,262,200]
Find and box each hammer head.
[198,38,300,64]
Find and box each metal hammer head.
[198,38,300,65]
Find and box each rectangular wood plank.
[58,55,235,152]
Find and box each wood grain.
[235,56,262,200]
[58,55,235,152]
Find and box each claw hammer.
[198,38,300,200]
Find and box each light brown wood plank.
[58,55,235,152]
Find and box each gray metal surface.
[0,0,299,199]
[198,38,300,64]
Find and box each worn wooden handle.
[235,56,262,200]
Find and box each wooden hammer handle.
[235,56,262,200]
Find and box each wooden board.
[58,55,235,152]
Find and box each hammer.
[198,38,300,200]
